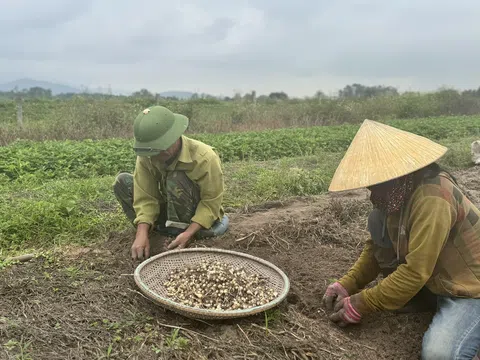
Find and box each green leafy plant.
[1,115,478,181]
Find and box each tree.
[462,87,480,97]
[314,90,327,99]
[268,91,288,100]
[243,90,257,103]
[338,84,398,98]
[233,92,243,102]
[132,88,154,98]
[26,87,52,98]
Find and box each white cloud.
[0,0,479,96]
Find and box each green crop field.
[0,114,478,253]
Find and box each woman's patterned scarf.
[369,174,415,214]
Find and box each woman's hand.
[322,282,349,311]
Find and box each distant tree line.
[1,83,480,102]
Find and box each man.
[113,105,229,260]
[322,119,480,359]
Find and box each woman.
[322,119,480,360]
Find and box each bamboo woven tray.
[133,248,290,320]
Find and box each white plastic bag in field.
[472,140,480,165]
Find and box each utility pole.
[16,94,24,129]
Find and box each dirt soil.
[1,166,479,360]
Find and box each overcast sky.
[1,0,479,97]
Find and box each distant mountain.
[0,78,81,95]
[0,79,200,99]
[158,91,194,99]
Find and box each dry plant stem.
[5,254,35,262]
[283,329,304,341]
[272,233,290,250]
[270,331,289,358]
[315,347,342,357]
[333,333,377,352]
[247,235,256,250]
[193,318,213,327]
[235,232,258,242]
[156,322,219,343]
[262,236,277,251]
[237,324,253,346]
[127,288,155,303]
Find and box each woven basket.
[133,248,290,320]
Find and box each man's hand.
[131,223,150,260]
[166,222,203,250]
[329,294,364,328]
[322,282,349,311]
[167,231,192,250]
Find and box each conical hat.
[328,119,448,192]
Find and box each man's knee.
[113,172,133,194]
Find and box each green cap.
[133,106,189,156]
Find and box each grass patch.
[0,177,128,252]
[438,136,479,170]
[0,155,339,252]
[223,153,341,207]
